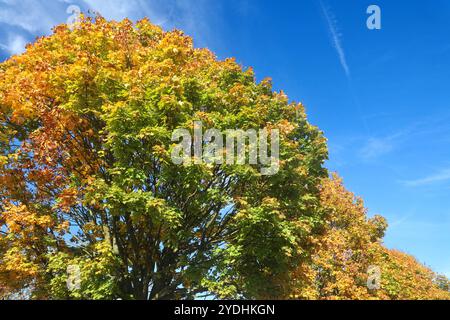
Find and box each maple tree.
[0,16,328,299]
[286,175,450,300]
[0,16,448,300]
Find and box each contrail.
[320,0,350,78]
[319,0,370,134]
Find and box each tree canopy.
[0,16,448,300]
[287,175,449,300]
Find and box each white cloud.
[0,0,73,56]
[320,0,350,77]
[0,33,27,55]
[0,0,64,34]
[359,137,394,160]
[0,0,218,58]
[82,0,162,23]
[402,168,450,187]
[358,127,413,161]
[82,0,218,46]
[389,214,412,228]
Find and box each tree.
[0,16,328,299]
[373,248,450,300]
[435,274,450,292]
[287,174,450,300]
[1,15,447,301]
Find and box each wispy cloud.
[388,212,414,228]
[0,0,74,57]
[0,0,66,34]
[319,0,350,77]
[359,137,394,160]
[83,0,169,25]
[82,0,220,47]
[358,115,450,162]
[0,33,27,55]
[358,129,408,161]
[0,0,218,59]
[401,168,450,187]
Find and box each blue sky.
[1,0,449,277]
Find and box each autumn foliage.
[287,175,449,300]
[0,16,448,300]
